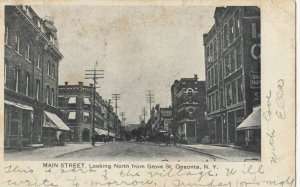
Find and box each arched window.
[223,24,229,47]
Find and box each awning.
[68,97,76,104]
[44,111,70,131]
[4,100,33,111]
[94,128,115,137]
[83,112,90,117]
[68,111,76,120]
[237,106,261,130]
[83,97,91,104]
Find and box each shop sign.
[250,72,260,88]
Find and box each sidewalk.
[4,142,104,161]
[176,143,260,162]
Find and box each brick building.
[203,7,260,147]
[4,5,69,149]
[58,82,120,142]
[171,75,207,143]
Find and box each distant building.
[4,5,69,149]
[58,82,119,142]
[171,75,207,143]
[158,107,173,132]
[203,7,260,147]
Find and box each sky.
[33,6,215,124]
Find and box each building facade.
[4,5,69,149]
[203,7,261,147]
[171,75,207,143]
[58,82,119,142]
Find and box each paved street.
[5,142,221,161]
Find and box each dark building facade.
[4,5,69,149]
[203,7,261,147]
[58,82,120,142]
[171,75,207,143]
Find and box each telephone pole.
[85,63,104,146]
[112,94,120,140]
[142,107,147,123]
[107,99,111,139]
[146,90,155,119]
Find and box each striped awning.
[4,100,33,111]
[44,111,70,131]
[237,106,261,130]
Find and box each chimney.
[194,74,198,79]
[65,82,68,86]
[90,83,93,87]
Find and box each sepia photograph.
[4,5,260,162]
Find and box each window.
[220,88,224,108]
[5,26,10,46]
[251,23,258,39]
[46,86,50,104]
[47,61,50,75]
[234,11,240,37]
[237,77,243,102]
[214,65,218,84]
[211,68,215,86]
[36,80,40,100]
[4,60,8,87]
[229,18,234,42]
[68,111,76,120]
[15,35,20,53]
[223,24,229,47]
[224,55,230,76]
[207,70,210,88]
[236,46,242,68]
[37,19,41,28]
[51,89,55,106]
[232,81,237,104]
[52,64,55,78]
[230,50,235,72]
[15,69,20,93]
[37,54,41,68]
[216,91,219,110]
[189,111,193,118]
[213,39,217,59]
[25,74,29,96]
[83,112,90,122]
[226,84,232,106]
[25,44,30,61]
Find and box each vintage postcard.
[0,0,295,186]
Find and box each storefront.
[236,106,261,149]
[43,111,70,146]
[4,100,33,149]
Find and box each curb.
[175,145,227,161]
